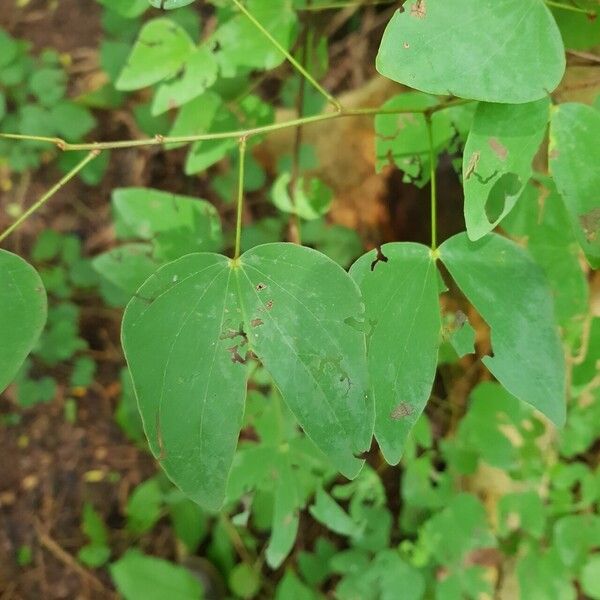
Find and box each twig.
[0,150,100,244]
[34,520,115,597]
[0,99,470,153]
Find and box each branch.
[0,99,471,153]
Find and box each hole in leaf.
[485,173,522,224]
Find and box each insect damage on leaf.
[370,246,389,271]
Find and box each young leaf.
[463,98,550,240]
[549,103,600,268]
[110,550,203,600]
[0,250,47,393]
[350,243,441,464]
[151,46,218,116]
[376,0,565,104]
[439,232,566,426]
[211,0,298,75]
[112,187,223,259]
[375,92,453,186]
[266,455,301,569]
[122,244,373,509]
[115,18,195,91]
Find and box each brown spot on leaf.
[488,137,508,161]
[264,300,274,311]
[403,41,410,49]
[390,403,413,420]
[256,283,267,291]
[227,345,258,365]
[220,323,248,345]
[251,318,264,328]
[411,0,426,18]
[580,207,600,243]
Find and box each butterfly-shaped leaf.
[122,244,373,509]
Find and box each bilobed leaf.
[439,233,566,426]
[116,18,195,91]
[463,98,550,240]
[350,243,441,464]
[0,250,47,393]
[376,0,565,104]
[122,244,373,509]
[549,103,600,268]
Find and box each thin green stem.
[544,0,594,15]
[425,115,437,251]
[0,150,99,245]
[230,0,342,112]
[0,99,471,153]
[234,137,247,260]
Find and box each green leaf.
[49,101,96,141]
[112,187,223,259]
[149,0,196,8]
[419,493,495,565]
[463,98,550,240]
[554,514,600,568]
[126,478,163,534]
[549,103,600,268]
[376,0,565,104]
[375,92,453,186]
[93,244,161,298]
[582,555,600,600]
[229,563,260,599]
[439,233,566,426]
[350,243,441,464]
[309,488,360,537]
[503,181,589,335]
[266,455,301,568]
[122,244,372,509]
[29,67,66,107]
[152,46,218,116]
[98,0,148,17]
[211,0,298,76]
[552,8,600,51]
[0,251,47,393]
[271,173,333,220]
[116,18,195,91]
[110,550,203,600]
